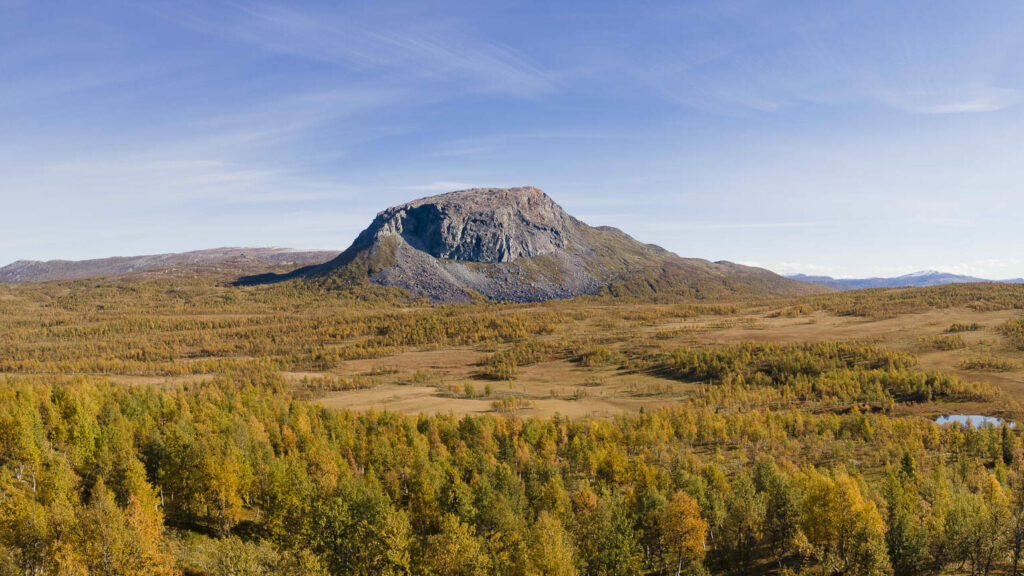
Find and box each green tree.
[883,469,930,576]
[943,473,1010,576]
[1010,467,1024,575]
[719,473,765,573]
[755,459,802,571]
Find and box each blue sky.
[3,0,1024,278]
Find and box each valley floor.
[308,306,1024,422]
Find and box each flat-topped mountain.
[0,247,337,284]
[241,187,825,302]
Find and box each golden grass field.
[2,276,1022,422]
[311,304,1024,420]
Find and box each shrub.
[960,356,1018,372]
[921,334,966,351]
[477,359,518,381]
[999,318,1024,350]
[491,395,534,413]
[577,346,620,367]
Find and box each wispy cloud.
[177,85,406,152]
[3,156,344,207]
[0,65,151,109]
[624,1,1023,116]
[0,80,407,209]
[149,1,555,98]
[873,86,1019,115]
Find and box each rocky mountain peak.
[354,187,578,263]
[237,186,825,303]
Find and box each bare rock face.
[349,187,578,263]
[239,186,826,303]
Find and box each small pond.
[934,414,1015,428]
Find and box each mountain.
[789,271,1024,291]
[239,186,826,303]
[0,247,337,284]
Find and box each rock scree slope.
[238,187,825,302]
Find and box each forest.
[2,278,1024,575]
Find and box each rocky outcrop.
[346,187,578,263]
[238,187,827,303]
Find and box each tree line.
[1,369,1023,575]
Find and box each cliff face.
[348,187,578,263]
[239,187,826,303]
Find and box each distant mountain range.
[788,270,1024,291]
[0,247,337,284]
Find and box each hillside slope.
[0,247,337,283]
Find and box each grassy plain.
[314,306,1024,420]
[2,277,1023,422]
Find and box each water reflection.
[934,414,1014,428]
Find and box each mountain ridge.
[789,271,1024,291]
[0,247,337,284]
